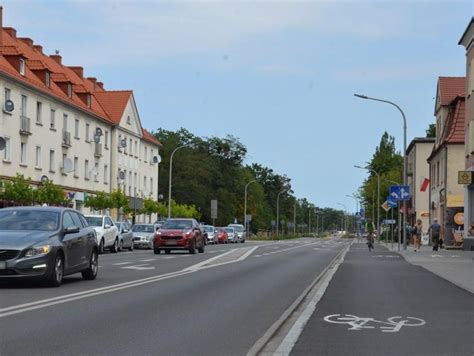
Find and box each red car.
[154,218,205,254]
[215,227,229,244]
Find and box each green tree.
[141,197,158,223]
[2,174,35,206]
[35,180,69,206]
[426,123,436,138]
[85,191,112,214]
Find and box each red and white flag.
[420,177,429,192]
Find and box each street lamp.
[354,93,408,250]
[244,179,257,236]
[276,190,287,236]
[337,202,347,232]
[346,194,360,238]
[354,165,380,241]
[168,144,190,218]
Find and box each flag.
[420,177,429,192]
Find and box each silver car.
[116,222,134,251]
[131,224,156,249]
[202,225,217,244]
[225,227,239,243]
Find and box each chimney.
[3,27,16,38]
[19,37,34,48]
[50,54,62,64]
[33,44,43,53]
[96,81,104,90]
[68,66,84,78]
[0,7,3,46]
[87,77,97,88]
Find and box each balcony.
[62,130,71,148]
[94,143,102,158]
[19,116,31,136]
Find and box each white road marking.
[323,314,426,332]
[140,259,156,262]
[121,264,155,271]
[431,255,443,258]
[113,262,132,266]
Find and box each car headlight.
[25,245,51,257]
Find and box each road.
[0,237,349,356]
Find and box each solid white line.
[183,249,237,271]
[112,262,132,266]
[236,246,259,262]
[140,259,156,262]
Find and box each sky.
[3,0,473,212]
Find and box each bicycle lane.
[291,243,474,356]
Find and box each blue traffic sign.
[389,185,411,201]
[387,196,398,208]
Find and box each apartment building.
[406,137,434,229]
[459,18,474,235]
[427,77,466,245]
[0,8,161,218]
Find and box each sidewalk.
[380,241,474,294]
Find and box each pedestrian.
[366,222,375,252]
[428,219,442,251]
[413,219,423,252]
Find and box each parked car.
[84,214,119,254]
[202,225,217,244]
[215,227,229,244]
[225,227,239,243]
[154,218,205,254]
[154,220,165,229]
[131,223,156,249]
[116,221,134,251]
[0,207,98,287]
[228,223,246,243]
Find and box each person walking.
[413,219,423,252]
[366,221,375,252]
[428,219,442,251]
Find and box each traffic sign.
[383,219,396,225]
[245,214,252,223]
[211,200,218,220]
[387,196,398,208]
[389,185,411,201]
[381,201,389,212]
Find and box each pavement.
[380,241,474,294]
[291,241,474,356]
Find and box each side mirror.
[104,224,111,229]
[64,226,80,234]
[123,229,129,233]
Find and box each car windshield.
[85,216,102,227]
[0,210,59,231]
[203,226,214,232]
[162,220,193,230]
[225,228,234,233]
[229,225,244,232]
[132,224,155,233]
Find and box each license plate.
[165,240,176,245]
[0,261,6,270]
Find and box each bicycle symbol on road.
[324,314,426,333]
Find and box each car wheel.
[129,241,134,251]
[189,240,196,254]
[154,247,161,255]
[165,249,171,255]
[82,249,98,280]
[99,238,105,254]
[118,239,123,252]
[198,240,205,253]
[46,252,64,287]
[111,238,119,253]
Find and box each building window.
[104,164,108,183]
[49,150,55,172]
[144,176,147,192]
[62,154,68,174]
[94,162,99,182]
[127,115,131,125]
[63,113,68,131]
[35,146,41,168]
[436,162,440,187]
[3,137,11,161]
[129,138,133,155]
[144,147,148,162]
[20,142,27,165]
[36,102,42,124]
[150,177,153,195]
[45,72,50,87]
[85,123,90,142]
[86,94,91,108]
[50,109,56,130]
[21,95,27,117]
[4,87,11,102]
[67,84,72,98]
[104,131,109,148]
[74,119,80,138]
[85,160,89,180]
[19,58,25,75]
[135,141,138,157]
[128,171,132,196]
[74,156,79,177]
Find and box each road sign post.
[211,200,218,223]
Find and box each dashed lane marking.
[113,262,132,266]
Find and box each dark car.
[154,218,205,254]
[0,207,98,287]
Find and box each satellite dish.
[94,134,100,144]
[4,100,14,113]
[152,155,161,164]
[120,138,127,148]
[95,127,103,136]
[118,170,125,180]
[0,137,5,151]
[40,175,49,183]
[62,158,74,173]
[90,167,99,177]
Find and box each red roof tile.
[142,129,162,146]
[94,91,132,124]
[446,98,465,144]
[438,77,466,106]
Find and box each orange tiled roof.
[94,90,132,124]
[142,129,162,146]
[446,98,465,144]
[438,77,466,106]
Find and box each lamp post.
[354,93,408,250]
[276,190,286,237]
[168,145,190,218]
[354,165,380,241]
[337,202,347,233]
[346,194,360,238]
[244,179,257,236]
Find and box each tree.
[35,180,69,206]
[85,191,112,214]
[2,174,35,206]
[426,124,436,138]
[141,197,158,223]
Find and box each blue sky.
[4,0,473,211]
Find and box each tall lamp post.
[354,93,408,250]
[337,202,347,232]
[168,145,190,218]
[354,165,380,241]
[346,194,360,238]
[276,190,287,237]
[244,179,257,236]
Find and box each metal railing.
[19,116,31,135]
[62,130,71,147]
[94,143,102,157]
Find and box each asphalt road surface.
[291,242,474,356]
[0,238,349,356]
